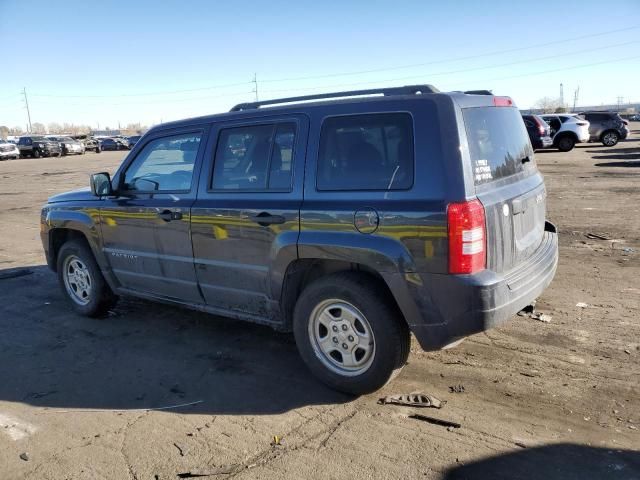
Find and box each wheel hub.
[308,300,376,376]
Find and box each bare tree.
[31,122,46,134]
[9,126,24,135]
[534,97,564,114]
[0,126,9,140]
[47,122,63,134]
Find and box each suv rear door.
[462,105,546,274]
[191,115,308,321]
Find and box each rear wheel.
[556,135,575,152]
[293,272,410,395]
[32,149,40,158]
[601,130,619,147]
[57,239,117,317]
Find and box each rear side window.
[463,107,533,185]
[211,123,295,191]
[317,113,413,191]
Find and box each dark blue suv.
[40,85,558,394]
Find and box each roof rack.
[230,84,439,112]
[463,90,493,95]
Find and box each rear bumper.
[534,136,553,149]
[386,221,558,350]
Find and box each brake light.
[447,199,486,274]
[493,96,513,107]
[538,126,545,135]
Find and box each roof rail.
[230,84,439,112]
[463,90,493,95]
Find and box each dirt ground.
[0,132,639,480]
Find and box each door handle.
[249,212,286,226]
[157,210,182,222]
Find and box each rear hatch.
[462,105,546,274]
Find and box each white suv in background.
[540,114,590,152]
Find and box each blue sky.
[1,0,639,130]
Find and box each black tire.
[293,272,410,395]
[95,147,100,153]
[556,135,575,152]
[601,130,619,147]
[56,239,117,317]
[32,149,41,158]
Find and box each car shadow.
[0,266,350,414]
[443,443,640,480]
[594,160,640,167]
[587,147,640,155]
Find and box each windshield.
[463,107,534,185]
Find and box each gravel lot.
[0,133,639,480]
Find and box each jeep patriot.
[40,85,558,394]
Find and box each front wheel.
[56,239,117,317]
[601,131,619,147]
[32,149,41,158]
[293,272,410,395]
[556,136,575,152]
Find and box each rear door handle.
[249,212,286,226]
[157,210,182,222]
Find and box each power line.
[259,25,640,83]
[260,45,640,96]
[23,25,639,100]
[30,80,253,99]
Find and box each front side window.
[211,123,296,191]
[123,132,201,192]
[317,113,414,191]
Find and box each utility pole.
[252,73,259,101]
[559,83,564,109]
[22,87,32,133]
[573,86,579,111]
[616,96,623,112]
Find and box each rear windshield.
[463,107,533,185]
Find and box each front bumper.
[386,221,558,350]
[0,149,19,158]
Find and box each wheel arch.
[279,258,407,331]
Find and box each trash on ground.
[531,312,552,323]
[173,442,185,456]
[576,302,589,308]
[0,269,33,280]
[378,393,445,408]
[19,452,29,461]
[449,385,465,394]
[42,399,204,413]
[177,467,236,478]
[585,233,612,240]
[409,414,460,429]
[518,303,551,323]
[271,435,282,446]
[624,349,631,355]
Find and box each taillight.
[493,96,513,107]
[577,122,588,126]
[538,126,545,135]
[447,199,486,274]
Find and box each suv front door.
[191,116,308,322]
[100,129,206,302]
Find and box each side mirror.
[90,172,112,196]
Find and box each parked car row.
[0,134,145,160]
[522,111,630,152]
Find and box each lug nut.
[332,337,338,343]
[332,326,338,332]
[348,335,354,342]
[342,343,348,349]
[342,325,348,331]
